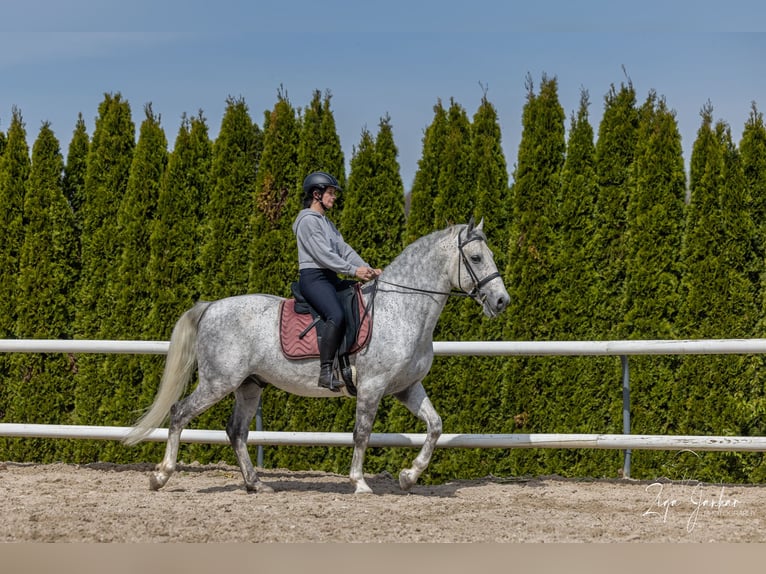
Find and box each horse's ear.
[466,216,475,233]
[476,217,484,232]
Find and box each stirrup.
[318,364,343,392]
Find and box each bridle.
[456,228,502,305]
[372,227,502,305]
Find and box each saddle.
[278,281,372,360]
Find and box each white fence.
[3,338,766,478]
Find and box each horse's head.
[453,217,510,318]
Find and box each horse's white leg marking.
[349,383,387,494]
[227,380,273,493]
[151,377,234,491]
[394,382,442,491]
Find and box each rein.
[362,226,501,314]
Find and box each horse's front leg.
[349,383,386,495]
[394,381,442,491]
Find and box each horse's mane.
[383,223,483,276]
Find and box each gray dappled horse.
[124,218,510,494]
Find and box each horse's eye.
[470,255,482,263]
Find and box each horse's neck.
[374,228,457,333]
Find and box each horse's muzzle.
[482,291,510,318]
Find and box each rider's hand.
[356,267,381,281]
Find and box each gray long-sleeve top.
[292,209,369,276]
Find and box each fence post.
[621,355,631,478]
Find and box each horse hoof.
[354,482,374,495]
[149,472,166,491]
[399,469,416,491]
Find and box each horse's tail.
[123,301,211,446]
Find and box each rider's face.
[320,187,337,208]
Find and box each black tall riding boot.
[318,320,344,391]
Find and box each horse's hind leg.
[394,382,442,491]
[150,379,234,490]
[226,378,273,493]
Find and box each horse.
[124,217,510,494]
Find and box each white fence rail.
[3,338,766,479]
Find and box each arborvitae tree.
[139,112,211,464]
[198,96,262,301]
[297,89,346,193]
[741,103,766,265]
[545,89,621,476]
[740,104,766,479]
[0,108,29,339]
[409,97,477,480]
[145,112,211,338]
[191,97,261,463]
[248,88,301,297]
[341,115,406,265]
[620,93,685,338]
[498,74,565,477]
[74,93,135,340]
[0,127,6,156]
[674,106,760,481]
[405,100,448,244]
[619,93,687,478]
[6,123,78,461]
[62,113,89,231]
[93,105,168,461]
[71,93,135,462]
[0,108,30,445]
[432,99,475,227]
[555,90,598,338]
[589,80,639,338]
[504,75,565,341]
[472,90,510,263]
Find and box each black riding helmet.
[302,171,341,205]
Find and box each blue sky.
[1,1,765,192]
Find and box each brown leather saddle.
[278,281,372,360]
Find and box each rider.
[292,171,381,391]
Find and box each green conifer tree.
[62,113,90,232]
[93,105,168,461]
[741,103,766,262]
[499,74,565,477]
[139,112,212,464]
[545,89,620,476]
[191,97,262,463]
[619,93,687,478]
[675,105,760,481]
[340,114,406,265]
[7,123,78,461]
[198,96,262,301]
[472,90,510,261]
[588,81,639,338]
[432,99,475,227]
[71,93,135,461]
[249,88,301,296]
[405,100,447,244]
[0,108,30,446]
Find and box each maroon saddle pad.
[278,285,372,360]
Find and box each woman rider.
[292,171,382,391]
